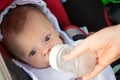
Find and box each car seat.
[0,0,119,80]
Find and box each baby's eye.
[45,34,51,42]
[29,50,36,57]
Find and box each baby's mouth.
[48,48,52,56]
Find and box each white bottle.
[49,44,96,75]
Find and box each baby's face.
[8,11,63,68]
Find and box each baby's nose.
[42,47,51,56]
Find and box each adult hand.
[64,24,120,80]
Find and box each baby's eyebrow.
[47,34,52,37]
[46,33,51,36]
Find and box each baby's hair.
[0,4,46,37]
[0,4,48,59]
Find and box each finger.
[63,42,89,60]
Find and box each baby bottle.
[49,44,96,75]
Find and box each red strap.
[104,8,112,26]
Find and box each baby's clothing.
[12,60,77,80]
[0,0,116,80]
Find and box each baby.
[1,5,64,68]
[0,2,116,80]
[0,4,79,80]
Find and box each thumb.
[63,42,89,60]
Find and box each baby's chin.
[36,62,50,69]
[29,61,50,69]
[43,63,51,68]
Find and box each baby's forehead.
[16,6,45,31]
[24,9,52,28]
